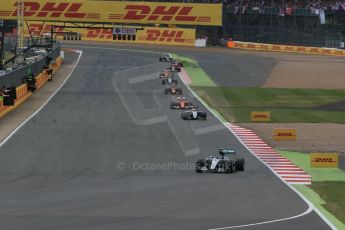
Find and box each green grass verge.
[172,54,216,87]
[279,150,345,182]
[172,54,345,124]
[188,86,345,123]
[281,150,345,228]
[294,184,345,229]
[312,182,345,225]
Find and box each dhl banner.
[25,22,196,46]
[251,111,271,122]
[228,41,345,57]
[273,128,297,141]
[310,153,338,168]
[0,0,222,26]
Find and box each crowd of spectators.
[221,0,345,15]
[161,0,345,15]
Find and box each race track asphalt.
[0,43,331,230]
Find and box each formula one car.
[164,84,182,95]
[195,148,245,173]
[172,60,184,68]
[167,65,181,73]
[162,77,178,85]
[159,69,174,78]
[159,53,174,62]
[170,97,197,110]
[181,108,206,120]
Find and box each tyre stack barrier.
[63,33,81,41]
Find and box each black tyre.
[195,159,205,173]
[225,161,234,174]
[170,102,178,109]
[181,113,187,120]
[162,80,166,84]
[164,89,169,94]
[236,158,245,171]
[202,113,207,120]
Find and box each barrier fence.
[0,50,62,119]
[228,40,345,56]
[25,22,196,46]
[0,46,60,89]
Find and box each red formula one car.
[164,84,182,95]
[170,97,197,110]
[168,63,181,73]
[173,60,184,67]
[159,69,174,78]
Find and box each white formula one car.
[195,148,245,173]
[181,109,206,120]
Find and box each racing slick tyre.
[198,113,207,120]
[164,89,169,94]
[170,102,178,109]
[236,158,245,171]
[195,159,205,173]
[181,113,188,120]
[225,161,234,174]
[181,112,191,120]
[162,80,167,84]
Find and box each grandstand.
[222,0,345,47]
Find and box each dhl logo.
[28,24,64,35]
[123,5,197,22]
[10,2,203,23]
[254,114,268,118]
[284,46,294,51]
[313,158,336,163]
[297,47,306,52]
[310,48,320,53]
[276,132,295,137]
[272,45,282,50]
[259,45,269,49]
[12,2,86,18]
[143,29,191,43]
[85,29,113,39]
[247,44,256,49]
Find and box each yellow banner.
[251,111,270,122]
[25,22,195,46]
[273,129,296,141]
[311,153,338,168]
[230,41,345,57]
[0,0,222,26]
